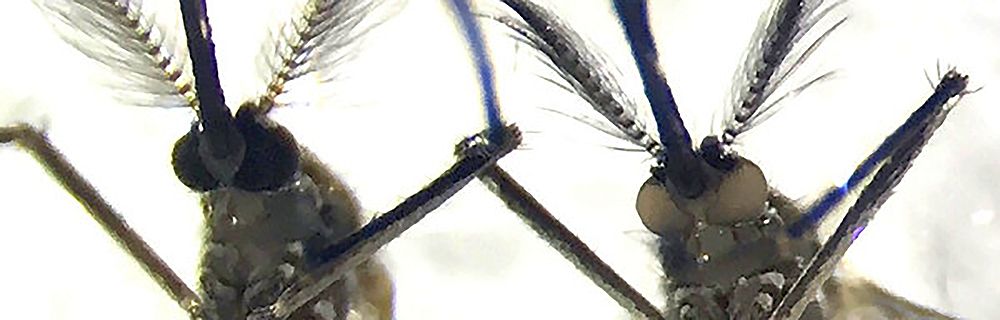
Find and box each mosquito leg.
[476,165,666,320]
[0,124,202,317]
[248,125,521,320]
[448,2,662,317]
[771,70,970,319]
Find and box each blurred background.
[0,0,997,319]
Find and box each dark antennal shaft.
[613,0,705,198]
[179,0,228,126]
[176,0,247,187]
[612,0,691,152]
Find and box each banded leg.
[0,124,202,318]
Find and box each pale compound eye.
[636,177,694,237]
[706,157,767,225]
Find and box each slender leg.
[477,165,666,320]
[297,147,395,320]
[447,1,663,318]
[249,125,521,320]
[0,124,202,318]
[771,70,970,319]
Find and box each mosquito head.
[639,136,768,228]
[172,104,300,192]
[636,135,770,275]
[637,156,768,229]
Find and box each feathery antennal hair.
[34,0,196,109]
[723,0,848,142]
[490,0,663,158]
[255,0,389,112]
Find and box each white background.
[0,0,998,319]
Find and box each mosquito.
[1,0,519,319]
[1,0,996,319]
[448,0,987,318]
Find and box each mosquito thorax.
[198,171,360,320]
[172,103,300,192]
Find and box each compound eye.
[706,157,767,225]
[172,128,220,191]
[230,106,299,191]
[636,177,694,237]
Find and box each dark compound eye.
[172,125,222,192]
[230,106,299,192]
[172,105,300,192]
